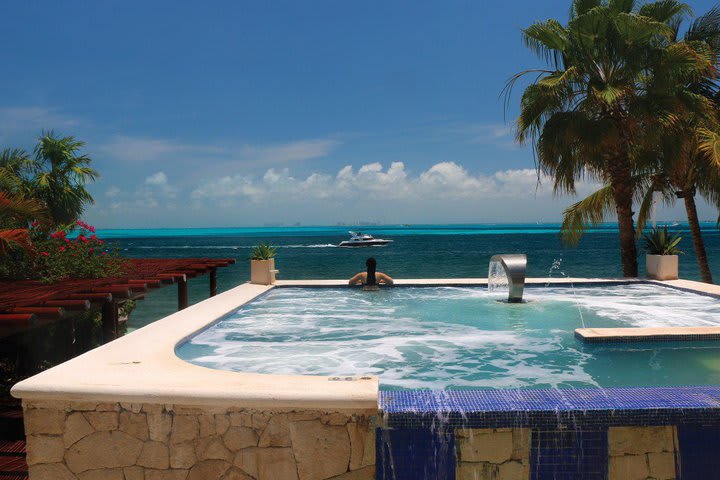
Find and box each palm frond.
[697,127,720,167]
[560,184,616,246]
[522,20,569,66]
[0,229,32,255]
[638,0,692,24]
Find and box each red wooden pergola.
[0,258,235,340]
[0,258,235,480]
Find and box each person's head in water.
[366,257,377,285]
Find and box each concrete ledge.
[576,326,720,343]
[11,277,718,410]
[11,282,378,410]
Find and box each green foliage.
[0,220,126,283]
[643,226,684,255]
[250,242,277,260]
[0,132,98,227]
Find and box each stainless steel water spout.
[489,254,527,302]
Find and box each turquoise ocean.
[100,223,720,331]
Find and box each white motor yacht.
[338,231,393,247]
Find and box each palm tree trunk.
[609,160,638,277]
[682,192,713,284]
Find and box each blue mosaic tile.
[380,387,720,428]
[376,428,455,480]
[530,429,608,480]
[677,424,720,479]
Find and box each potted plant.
[644,226,683,280]
[250,242,279,285]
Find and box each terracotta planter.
[646,254,678,281]
[250,259,278,285]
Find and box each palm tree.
[31,133,99,225]
[509,0,713,277]
[559,6,720,284]
[0,191,47,254]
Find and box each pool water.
[177,284,720,389]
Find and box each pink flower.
[59,246,66,252]
[76,220,96,233]
[89,234,98,241]
[39,251,49,257]
[50,230,67,240]
[31,220,39,227]
[77,235,88,243]
[64,238,70,244]
[101,252,106,256]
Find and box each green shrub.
[250,242,277,260]
[0,220,126,282]
[643,226,684,255]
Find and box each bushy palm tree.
[510,0,715,277]
[30,133,98,225]
[559,6,720,283]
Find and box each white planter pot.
[646,254,678,281]
[250,259,278,285]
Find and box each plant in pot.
[643,226,683,280]
[250,242,279,285]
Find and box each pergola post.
[178,278,188,310]
[210,268,218,297]
[101,301,118,343]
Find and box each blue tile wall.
[380,387,720,429]
[677,424,720,479]
[376,428,455,480]
[530,429,608,480]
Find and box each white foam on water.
[177,284,720,389]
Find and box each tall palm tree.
[31,133,99,225]
[559,6,720,284]
[509,0,713,277]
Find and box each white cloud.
[190,161,598,204]
[98,135,339,167]
[0,107,79,140]
[99,136,198,162]
[105,186,122,198]
[145,172,168,186]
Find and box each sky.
[1,0,719,228]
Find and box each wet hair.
[365,257,377,286]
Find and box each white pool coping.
[11,277,720,410]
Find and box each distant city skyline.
[1,0,718,227]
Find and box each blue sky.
[1,0,718,227]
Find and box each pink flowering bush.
[22,220,126,283]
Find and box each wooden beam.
[128,279,162,288]
[210,267,217,297]
[110,283,147,292]
[91,287,131,298]
[0,313,37,324]
[67,293,113,302]
[157,273,186,282]
[101,301,118,343]
[44,299,91,310]
[10,307,65,319]
[178,278,188,310]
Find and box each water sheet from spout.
[488,254,527,302]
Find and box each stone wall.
[23,400,376,480]
[455,428,530,480]
[608,426,677,480]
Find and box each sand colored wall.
[455,428,531,480]
[608,426,677,480]
[23,400,376,480]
